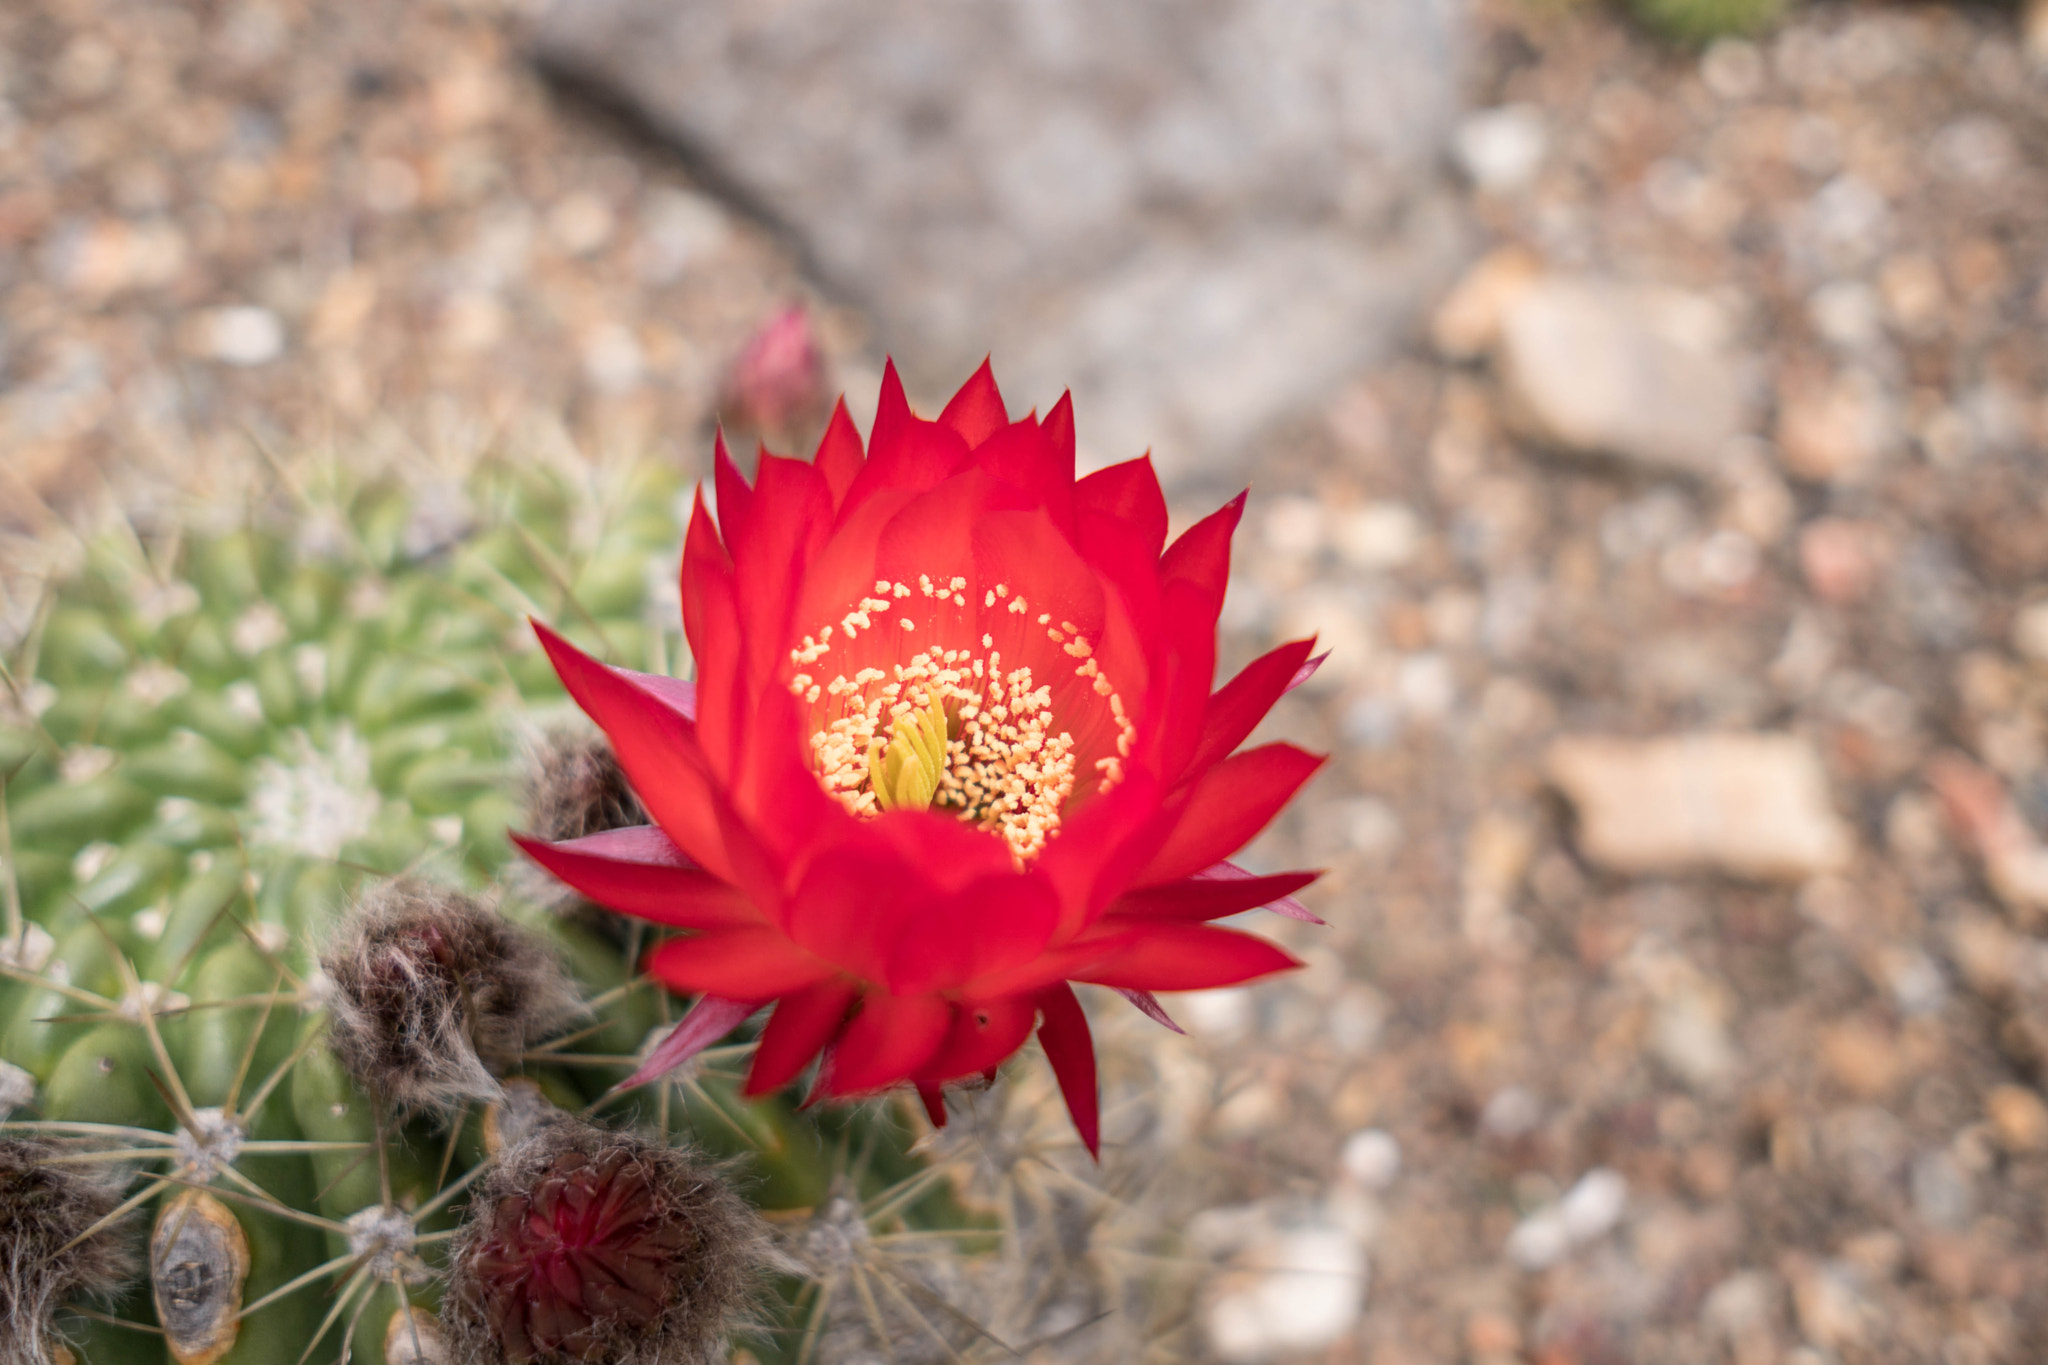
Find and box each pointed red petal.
[643,930,832,998]
[917,1083,948,1128]
[1202,860,1324,922]
[920,996,1037,1083]
[1036,984,1099,1160]
[1114,987,1184,1034]
[1076,924,1301,992]
[1110,867,1321,924]
[1136,743,1325,886]
[938,357,1008,448]
[1041,391,1077,485]
[1290,651,1329,692]
[821,993,953,1095]
[1161,490,1244,607]
[1185,638,1318,777]
[620,994,760,1090]
[814,397,865,510]
[1074,456,1168,560]
[513,827,760,930]
[606,667,698,721]
[744,977,858,1096]
[730,450,833,681]
[713,430,754,545]
[531,621,732,881]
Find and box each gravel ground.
[9,1,2048,1363]
[1193,6,2048,1363]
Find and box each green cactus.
[0,447,1004,1365]
[1622,0,1783,42]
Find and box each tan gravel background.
[10,1,2048,1363]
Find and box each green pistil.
[866,693,949,813]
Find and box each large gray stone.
[535,0,1468,480]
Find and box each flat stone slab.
[535,0,1468,480]
[1546,733,1855,882]
[1497,276,1751,476]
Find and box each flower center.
[788,576,1135,867]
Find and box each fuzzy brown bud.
[322,882,581,1114]
[523,732,646,845]
[519,732,649,946]
[0,1139,138,1365]
[443,1122,766,1365]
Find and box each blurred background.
[7,0,2048,1359]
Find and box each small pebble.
[1340,1129,1402,1190]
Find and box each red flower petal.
[729,451,834,681]
[1075,923,1301,992]
[971,420,1074,531]
[822,993,953,1095]
[920,995,1037,1083]
[886,873,1060,996]
[1160,490,1243,614]
[643,930,832,998]
[1136,742,1324,887]
[814,397,865,510]
[1036,984,1099,1159]
[1184,637,1319,779]
[680,490,744,775]
[1074,456,1168,561]
[1109,866,1321,924]
[937,356,1008,447]
[1202,860,1323,923]
[531,621,733,882]
[512,827,760,930]
[620,994,760,1090]
[842,360,972,515]
[744,977,858,1096]
[1041,390,1077,487]
[1113,987,1183,1034]
[713,431,755,547]
[606,666,698,721]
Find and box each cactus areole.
[518,360,1328,1154]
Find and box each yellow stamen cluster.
[788,576,1134,867]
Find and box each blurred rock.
[194,306,286,367]
[1339,1129,1402,1190]
[1926,752,2048,915]
[1987,1085,2048,1153]
[1775,369,1896,483]
[1198,1212,1369,1362]
[1547,733,1854,880]
[1797,518,1881,604]
[1497,277,1748,474]
[1506,1168,1626,1270]
[2027,0,2048,66]
[1453,104,1547,195]
[1430,245,1542,361]
[536,0,1470,480]
[2012,600,2048,664]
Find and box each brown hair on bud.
[443,1121,767,1365]
[519,731,648,945]
[0,1138,138,1365]
[523,731,646,845]
[322,881,581,1115]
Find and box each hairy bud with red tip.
[443,1122,765,1365]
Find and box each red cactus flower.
[517,360,1325,1156]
